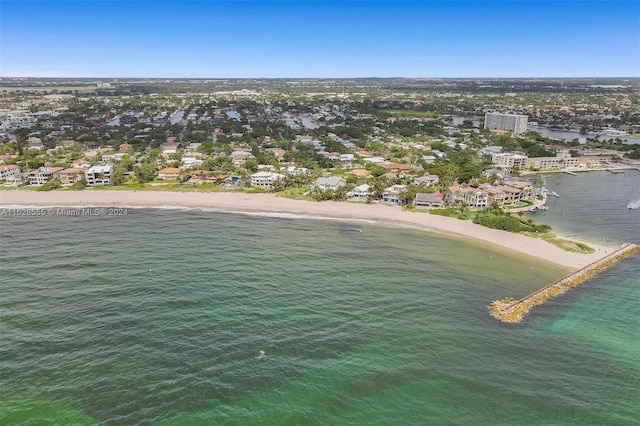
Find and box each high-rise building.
[484,112,528,134]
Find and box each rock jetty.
[489,243,640,323]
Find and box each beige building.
[59,168,85,185]
[526,153,578,170]
[491,153,528,171]
[158,167,183,180]
[448,185,489,210]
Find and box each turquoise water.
[1,174,639,425]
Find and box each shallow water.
[1,173,638,425]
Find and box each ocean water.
[1,173,638,425]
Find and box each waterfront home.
[189,170,213,182]
[448,185,488,210]
[313,177,346,191]
[347,184,371,202]
[158,167,183,180]
[59,168,85,185]
[251,171,284,189]
[85,165,112,186]
[0,164,20,181]
[28,167,64,186]
[503,179,534,199]
[414,192,444,209]
[479,184,522,208]
[382,184,407,205]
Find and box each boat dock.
[563,170,578,176]
[488,243,640,324]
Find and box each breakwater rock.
[489,243,640,323]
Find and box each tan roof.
[158,167,182,174]
[59,168,85,175]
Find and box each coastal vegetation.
[472,211,551,233]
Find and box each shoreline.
[0,189,621,269]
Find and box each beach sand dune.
[0,190,618,269]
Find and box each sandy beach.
[0,189,619,269]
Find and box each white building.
[28,167,63,186]
[0,165,20,181]
[251,171,284,189]
[382,184,407,205]
[85,165,113,186]
[347,184,371,202]
[484,112,528,135]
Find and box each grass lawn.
[276,187,314,201]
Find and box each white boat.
[627,199,640,210]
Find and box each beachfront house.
[59,168,86,185]
[313,177,346,191]
[347,184,371,202]
[382,184,407,205]
[414,192,445,209]
[448,185,488,210]
[85,165,112,186]
[28,167,64,186]
[251,171,284,189]
[0,165,20,181]
[158,167,183,180]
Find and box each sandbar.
[0,189,619,269]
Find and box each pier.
[489,243,640,323]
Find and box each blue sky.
[1,1,638,78]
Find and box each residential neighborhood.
[0,78,638,216]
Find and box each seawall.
[489,243,640,324]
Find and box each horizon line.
[2,76,639,80]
